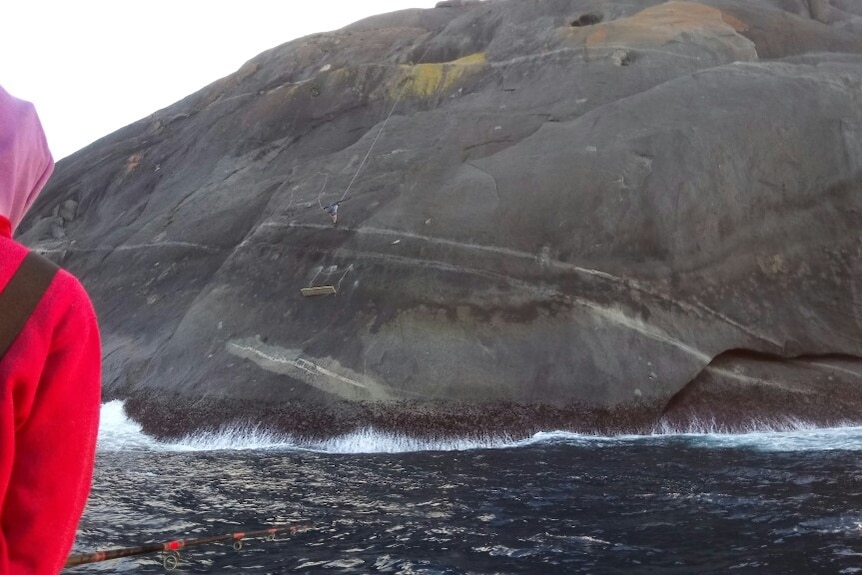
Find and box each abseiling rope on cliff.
[314,41,437,224]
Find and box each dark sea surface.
[67,402,862,574]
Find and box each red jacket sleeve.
[0,268,101,575]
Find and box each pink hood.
[0,85,54,232]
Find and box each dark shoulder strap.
[0,251,59,360]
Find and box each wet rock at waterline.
[20,0,862,439]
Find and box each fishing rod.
[64,523,309,571]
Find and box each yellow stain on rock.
[582,2,752,50]
[395,52,487,98]
[452,52,488,66]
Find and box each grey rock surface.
[19,0,862,438]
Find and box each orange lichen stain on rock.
[126,153,143,173]
[585,1,749,48]
[719,11,750,32]
[587,26,608,44]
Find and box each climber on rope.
[322,201,341,226]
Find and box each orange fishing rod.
[64,523,309,571]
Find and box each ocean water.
[67,401,862,574]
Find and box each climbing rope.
[336,41,436,203]
[64,523,309,571]
[338,78,407,202]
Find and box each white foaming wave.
[179,426,529,454]
[176,424,296,452]
[97,401,862,454]
[649,415,862,451]
[96,402,298,452]
[674,426,862,452]
[297,427,525,454]
[651,414,820,435]
[97,400,162,451]
[96,402,522,453]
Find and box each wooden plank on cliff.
[301,285,337,297]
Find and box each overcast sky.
[2,1,437,159]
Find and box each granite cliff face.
[20,0,862,438]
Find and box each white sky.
[2,1,437,159]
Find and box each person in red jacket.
[0,86,101,574]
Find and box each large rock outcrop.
[19,0,862,438]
